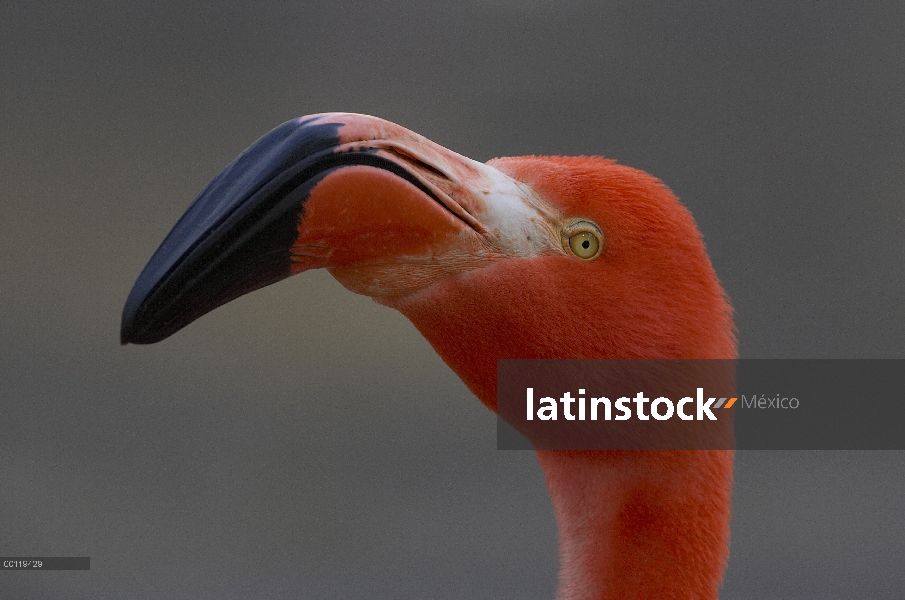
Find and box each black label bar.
[1,557,90,570]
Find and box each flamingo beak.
[120,113,559,345]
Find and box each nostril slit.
[385,148,449,180]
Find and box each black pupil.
[581,239,590,249]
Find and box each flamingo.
[121,113,735,600]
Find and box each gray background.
[2,1,903,598]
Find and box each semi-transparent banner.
[496,360,905,450]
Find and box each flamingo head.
[121,113,735,407]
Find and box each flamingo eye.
[563,221,603,260]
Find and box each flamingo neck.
[536,449,732,600]
[386,263,735,599]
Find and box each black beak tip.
[119,282,175,346]
[119,317,174,346]
[119,318,140,346]
[119,304,147,346]
[119,115,350,348]
[120,294,140,345]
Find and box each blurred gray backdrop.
[2,1,903,598]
